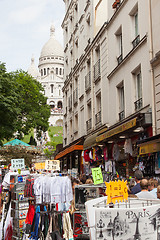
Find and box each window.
[59,68,62,75]
[44,68,46,75]
[117,82,125,120]
[134,12,139,38]
[132,67,143,111]
[47,68,49,75]
[136,71,142,100]
[41,69,43,76]
[56,68,58,75]
[51,84,54,94]
[115,26,123,64]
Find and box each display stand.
[86,197,160,240]
[10,174,31,239]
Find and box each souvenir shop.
[0,169,107,240]
[136,133,160,177]
[82,113,153,179]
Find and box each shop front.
[137,134,160,177]
[82,113,152,179]
[54,138,84,175]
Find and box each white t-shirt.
[136,190,157,199]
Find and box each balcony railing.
[85,71,91,92]
[73,88,78,105]
[132,35,140,48]
[119,110,125,121]
[68,95,72,111]
[117,54,123,65]
[134,98,143,111]
[94,59,101,83]
[50,108,63,115]
[86,118,92,132]
[95,111,101,125]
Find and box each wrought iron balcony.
[117,54,123,65]
[134,98,143,111]
[86,118,92,132]
[73,88,78,105]
[132,35,140,48]
[85,71,91,92]
[94,59,101,83]
[95,111,101,125]
[119,110,125,121]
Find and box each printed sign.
[95,205,159,240]
[18,192,25,201]
[105,180,128,204]
[91,167,103,185]
[45,160,60,171]
[35,162,45,170]
[19,209,28,219]
[19,219,26,228]
[11,158,25,170]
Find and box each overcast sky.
[0,0,65,72]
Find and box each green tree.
[0,63,20,144]
[0,62,51,145]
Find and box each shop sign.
[11,158,25,170]
[35,162,45,170]
[105,180,128,204]
[96,118,136,142]
[139,142,160,155]
[91,167,103,185]
[45,160,60,171]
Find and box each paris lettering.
[126,209,150,219]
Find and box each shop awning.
[83,133,98,150]
[83,127,108,150]
[96,118,137,142]
[54,141,83,160]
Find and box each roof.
[40,24,63,59]
[4,139,30,147]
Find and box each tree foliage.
[0,62,51,145]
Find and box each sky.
[0,0,65,72]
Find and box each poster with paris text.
[95,205,160,240]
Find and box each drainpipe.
[148,0,156,136]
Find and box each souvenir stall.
[73,183,106,239]
[85,179,160,240]
[22,173,74,240]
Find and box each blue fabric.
[131,183,141,194]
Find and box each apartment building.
[55,0,157,176]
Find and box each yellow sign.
[105,180,128,204]
[35,162,45,170]
[96,118,136,142]
[91,167,103,185]
[139,142,160,155]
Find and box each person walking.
[136,179,157,199]
[131,170,143,194]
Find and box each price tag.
[105,180,128,204]
[91,167,103,185]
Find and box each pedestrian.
[136,179,157,199]
[131,170,143,194]
[157,185,160,199]
[148,178,158,198]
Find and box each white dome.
[40,25,63,58]
[28,57,40,78]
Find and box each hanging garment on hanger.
[30,205,41,240]
[63,212,74,240]
[124,138,133,156]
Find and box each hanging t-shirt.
[84,150,90,162]
[103,147,108,161]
